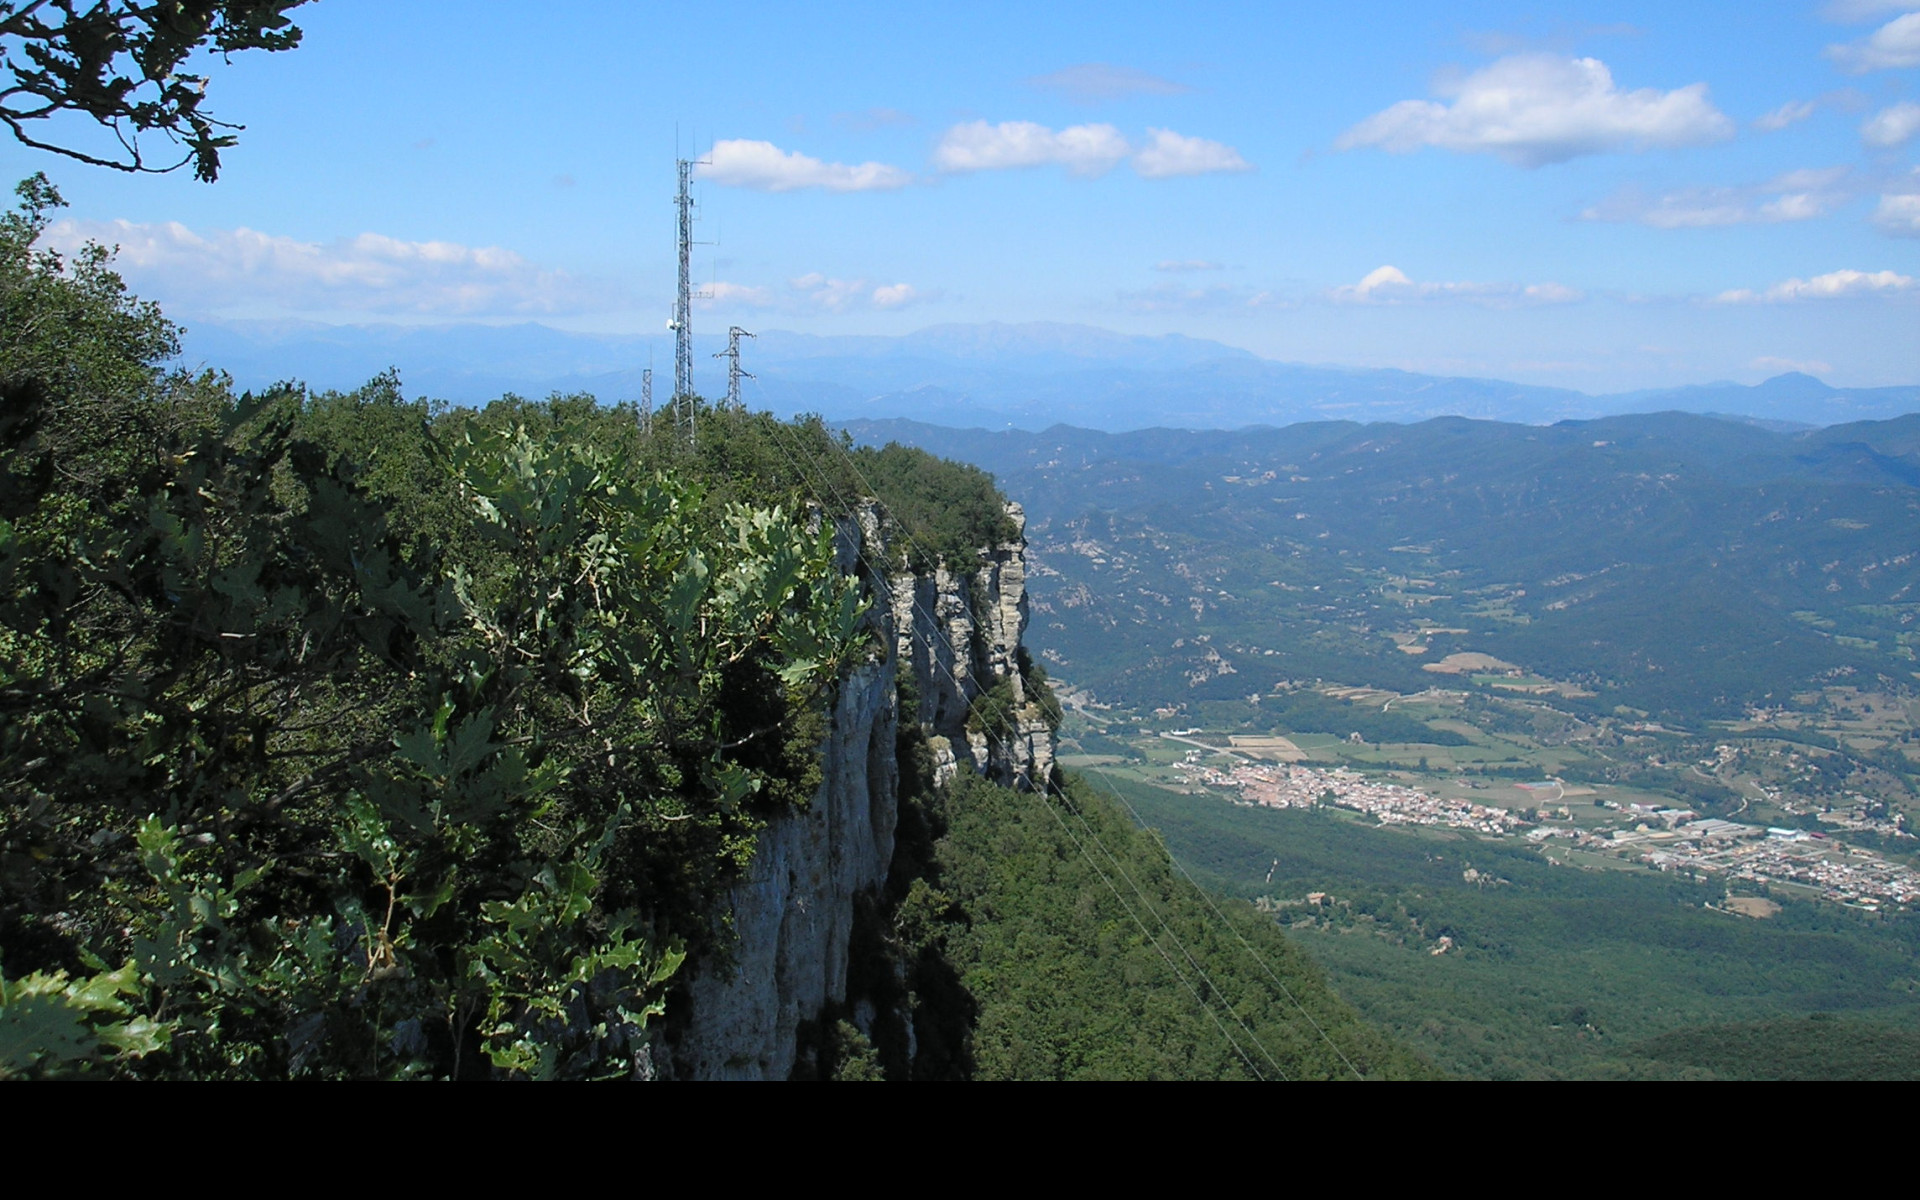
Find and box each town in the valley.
[1165,750,1920,912]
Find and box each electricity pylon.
[713,326,754,409]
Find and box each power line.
[1086,766,1367,1081]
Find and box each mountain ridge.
[178,318,1920,431]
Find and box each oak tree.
[1,1,307,181]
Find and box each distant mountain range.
[178,319,1920,430]
[839,411,1920,718]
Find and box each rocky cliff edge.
[665,500,1054,1079]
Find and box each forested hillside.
[917,774,1431,1079]
[847,415,1920,719]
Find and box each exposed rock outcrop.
[666,500,1054,1080]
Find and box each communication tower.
[668,156,710,443]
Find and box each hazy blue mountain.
[177,319,1918,430]
[179,320,665,402]
[1605,373,1920,428]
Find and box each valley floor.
[1056,702,1920,1079]
[1085,759,1920,1078]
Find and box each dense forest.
[918,774,1429,1079]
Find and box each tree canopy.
[0,180,872,1078]
[1,1,307,181]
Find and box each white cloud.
[1132,128,1252,178]
[1026,63,1192,102]
[1581,167,1853,228]
[1827,12,1920,71]
[1716,268,1915,303]
[1330,264,1584,306]
[1333,265,1419,300]
[1822,0,1914,20]
[1154,259,1224,272]
[697,139,913,192]
[1863,101,1920,148]
[698,273,933,314]
[1875,191,1920,237]
[1751,88,1870,132]
[870,283,920,308]
[1754,100,1817,131]
[43,218,615,316]
[1584,188,1745,228]
[933,120,1251,180]
[702,281,776,308]
[933,120,1132,176]
[790,273,931,312]
[1337,54,1733,167]
[1521,281,1584,303]
[1119,282,1282,313]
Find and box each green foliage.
[1,3,308,181]
[0,957,160,1078]
[0,187,868,1078]
[1,176,178,397]
[1026,664,1063,732]
[1630,1015,1920,1080]
[1018,646,1063,731]
[793,1017,885,1081]
[965,678,1020,740]
[0,178,1433,1083]
[922,772,1433,1080]
[848,442,1018,571]
[827,1020,885,1080]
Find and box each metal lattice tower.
[671,158,694,403]
[669,156,711,445]
[640,366,653,432]
[713,326,754,409]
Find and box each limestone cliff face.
[890,502,1054,791]
[666,501,1053,1080]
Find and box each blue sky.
[7,0,1919,393]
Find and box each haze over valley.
[180,318,1920,431]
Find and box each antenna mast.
[713,326,754,409]
[669,156,711,444]
[672,158,695,405]
[640,366,653,432]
